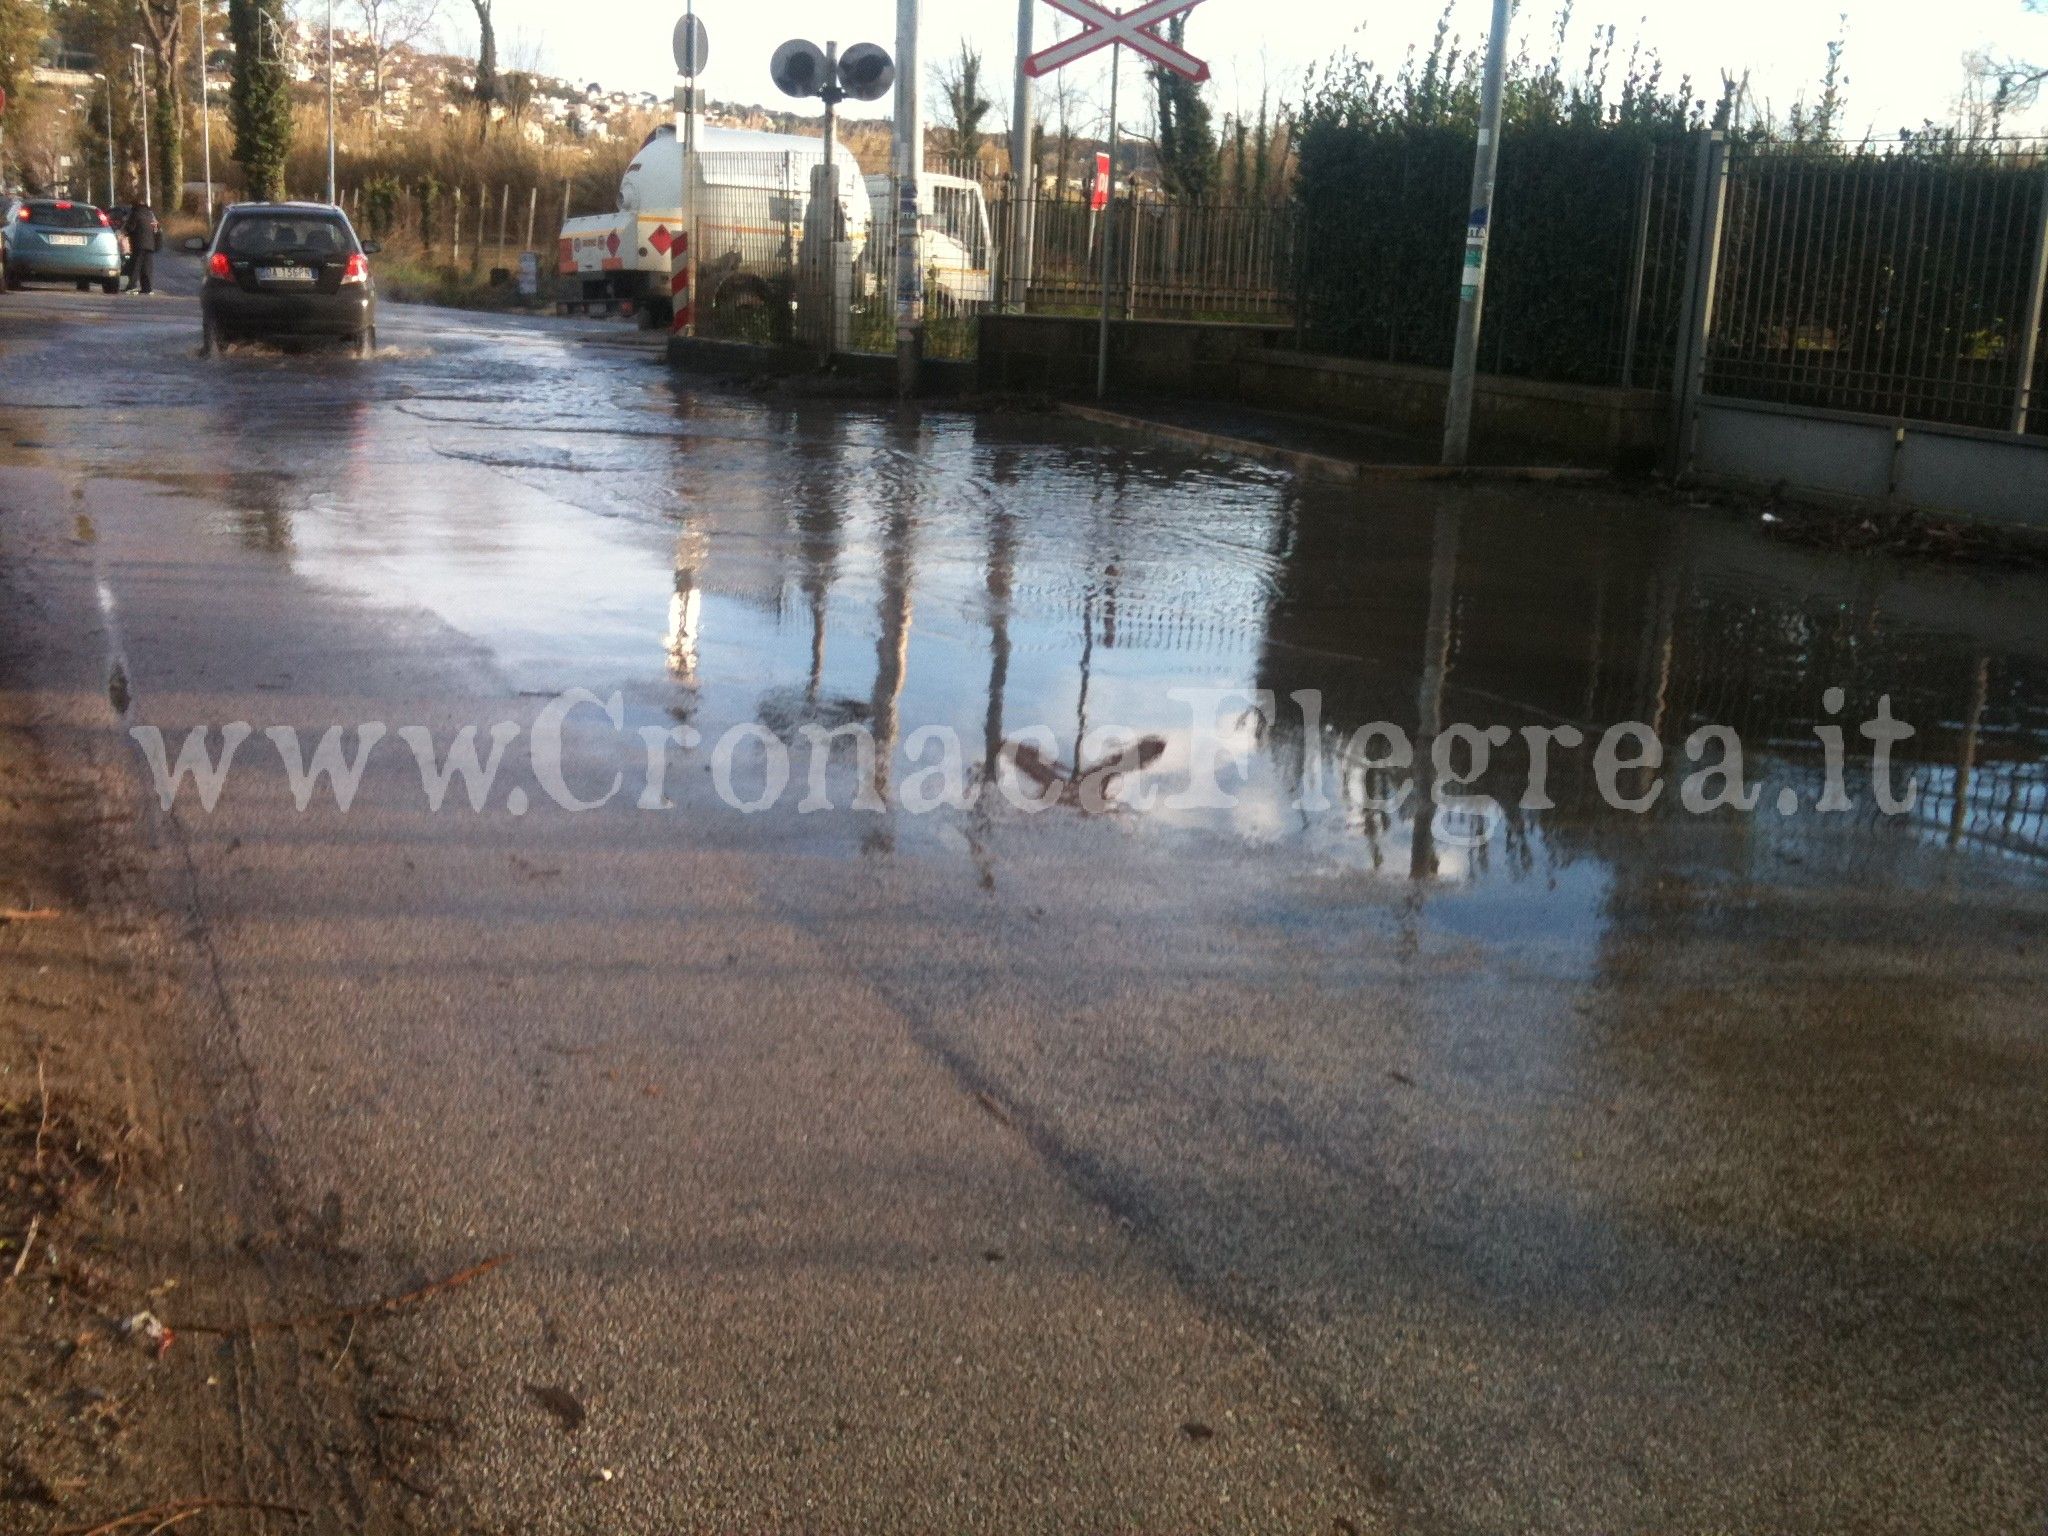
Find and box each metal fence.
[1705,139,2048,434]
[687,151,828,350]
[852,171,998,360]
[1292,127,1704,390]
[651,161,998,361]
[344,179,575,280]
[990,191,1298,323]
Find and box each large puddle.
[14,304,2048,930]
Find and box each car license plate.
[257,265,315,283]
[47,234,86,246]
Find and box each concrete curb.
[1057,403,1610,485]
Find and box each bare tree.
[500,31,543,130]
[931,39,992,167]
[1957,50,2011,138]
[469,0,497,114]
[136,0,186,205]
[1968,0,2044,113]
[1039,22,1080,194]
[355,0,439,117]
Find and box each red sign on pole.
[1024,0,1209,82]
[1090,152,1111,212]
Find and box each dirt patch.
[0,567,472,1532]
[1681,486,2048,570]
[0,701,206,1525]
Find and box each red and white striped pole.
[671,78,695,338]
[670,225,692,336]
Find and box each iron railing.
[989,190,1299,323]
[1705,138,2048,434]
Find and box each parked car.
[5,200,123,292]
[0,196,24,286]
[191,202,379,356]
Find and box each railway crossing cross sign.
[1023,0,1209,82]
[1020,0,1210,398]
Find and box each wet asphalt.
[1,256,2045,1534]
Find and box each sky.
[445,0,2046,138]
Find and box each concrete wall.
[1692,396,2048,530]
[973,314,1668,470]
[976,315,1296,399]
[667,336,976,398]
[1237,350,1669,470]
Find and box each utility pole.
[326,0,337,204]
[131,45,152,207]
[195,0,213,224]
[820,41,841,362]
[1007,0,1034,311]
[671,0,703,339]
[101,75,115,204]
[1441,0,1510,467]
[1095,41,1118,399]
[892,0,923,397]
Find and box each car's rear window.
[222,215,355,259]
[26,204,102,229]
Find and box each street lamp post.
[131,44,152,208]
[325,0,337,204]
[100,75,115,203]
[196,0,213,223]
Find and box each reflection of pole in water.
[794,479,844,703]
[1075,591,1095,760]
[1643,540,1683,740]
[1950,656,1990,848]
[870,508,915,802]
[1410,507,1461,881]
[666,528,706,684]
[982,507,1016,776]
[808,589,828,701]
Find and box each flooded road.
[3,268,2045,1533]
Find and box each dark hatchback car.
[194,202,379,355]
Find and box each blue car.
[6,200,123,292]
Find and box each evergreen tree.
[228,0,292,199]
[1149,14,1215,200]
[0,0,47,105]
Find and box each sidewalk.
[1061,398,1608,483]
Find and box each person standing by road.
[123,203,161,295]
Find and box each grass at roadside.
[374,253,531,312]
[367,231,547,313]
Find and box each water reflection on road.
[178,355,2048,908]
[19,302,2048,920]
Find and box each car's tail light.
[208,252,231,280]
[54,200,72,210]
[340,252,369,285]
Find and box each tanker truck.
[558,121,995,334]
[557,121,872,328]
